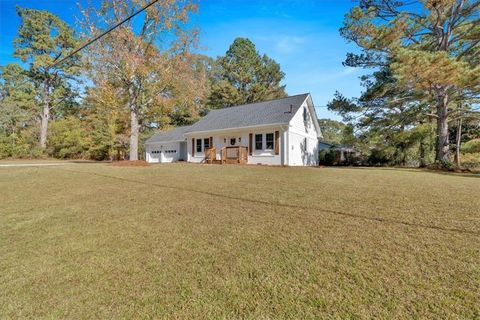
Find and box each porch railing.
[221,146,248,164]
[205,147,216,164]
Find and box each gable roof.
[145,94,319,144]
[145,125,191,144]
[186,93,310,133]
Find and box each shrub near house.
[461,139,480,169]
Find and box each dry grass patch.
[1,164,479,318]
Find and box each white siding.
[248,129,280,165]
[185,126,285,165]
[187,134,220,163]
[287,129,318,166]
[286,100,319,166]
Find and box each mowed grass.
[1,163,479,319]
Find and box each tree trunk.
[40,80,50,150]
[419,138,426,168]
[401,143,407,167]
[435,92,450,164]
[129,108,139,161]
[454,118,462,167]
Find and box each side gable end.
[306,94,323,139]
[288,94,322,139]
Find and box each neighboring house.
[318,141,359,164]
[145,93,322,166]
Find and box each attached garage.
[145,126,190,163]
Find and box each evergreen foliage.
[208,38,286,109]
[336,0,480,167]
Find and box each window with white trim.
[196,139,202,153]
[255,134,263,150]
[204,138,210,149]
[265,133,274,150]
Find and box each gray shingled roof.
[145,125,190,144]
[145,94,311,144]
[187,93,310,133]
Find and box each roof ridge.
[210,93,310,112]
[156,124,191,132]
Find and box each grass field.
[1,163,479,319]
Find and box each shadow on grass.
[40,166,480,237]
[321,166,480,179]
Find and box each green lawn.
[1,163,479,319]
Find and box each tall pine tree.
[0,64,35,157]
[340,0,480,165]
[13,7,81,150]
[208,38,286,109]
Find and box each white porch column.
[282,129,289,165]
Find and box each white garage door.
[148,148,161,163]
[161,148,179,162]
[147,143,180,163]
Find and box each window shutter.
[249,133,253,155]
[192,138,195,156]
[275,131,280,155]
[209,137,213,148]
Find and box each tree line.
[1,0,478,168]
[327,0,479,168]
[0,0,286,161]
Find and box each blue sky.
[0,0,364,119]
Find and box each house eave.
[184,122,288,136]
[145,139,185,145]
[305,94,322,139]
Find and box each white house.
[145,126,190,163]
[145,93,322,166]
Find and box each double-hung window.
[196,139,202,153]
[204,138,210,150]
[255,134,263,150]
[265,133,274,150]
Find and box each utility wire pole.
[51,0,160,68]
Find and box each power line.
[51,0,160,68]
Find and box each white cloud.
[341,67,357,76]
[274,36,307,54]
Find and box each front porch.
[205,146,248,164]
[186,128,283,166]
